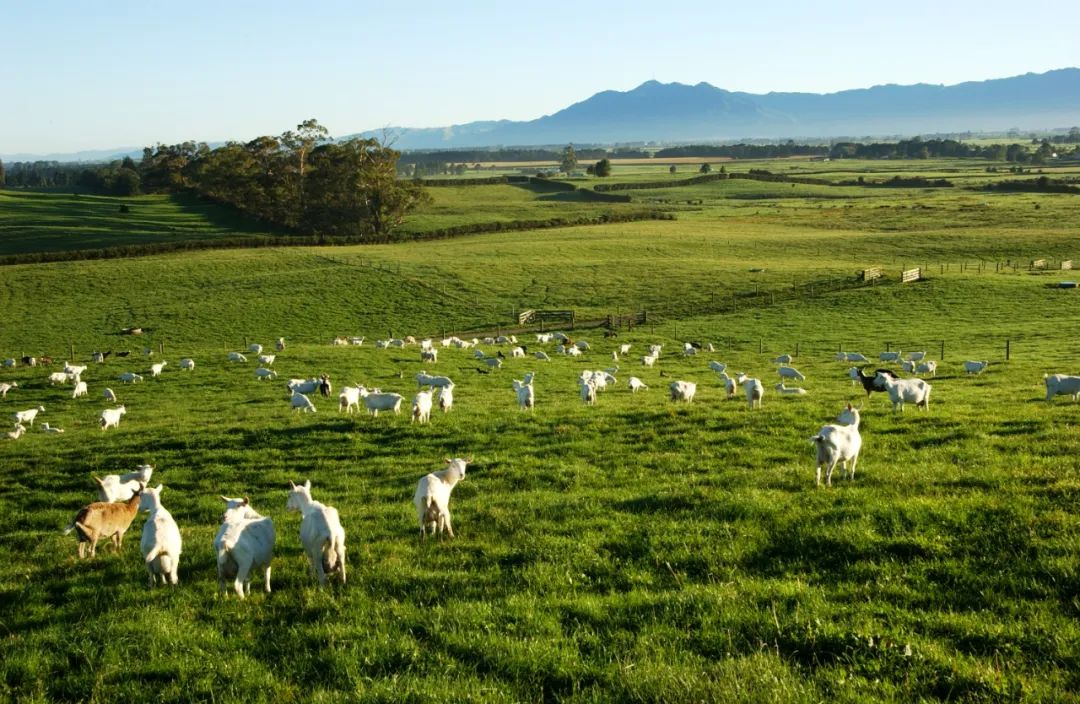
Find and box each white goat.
[41,423,65,434]
[708,361,727,374]
[6,423,26,440]
[14,406,45,426]
[214,498,275,599]
[255,367,278,381]
[901,360,917,373]
[744,378,764,409]
[774,383,807,395]
[100,406,127,430]
[286,480,346,586]
[48,372,69,385]
[778,366,806,382]
[878,374,931,412]
[628,377,648,393]
[179,358,195,371]
[290,392,317,413]
[248,344,263,354]
[437,385,454,413]
[1044,374,1080,402]
[416,372,454,389]
[276,338,286,351]
[725,372,748,399]
[287,378,320,394]
[485,357,503,369]
[512,379,534,410]
[773,354,793,364]
[227,352,248,363]
[420,348,438,363]
[642,354,658,367]
[139,485,182,587]
[879,350,902,362]
[118,372,143,384]
[150,361,168,377]
[257,354,276,366]
[412,390,433,424]
[907,351,927,362]
[338,385,362,414]
[835,351,869,363]
[579,379,598,405]
[916,360,937,377]
[363,390,405,417]
[414,458,469,539]
[964,360,990,375]
[669,380,696,403]
[534,351,551,361]
[72,381,88,399]
[94,464,154,502]
[0,381,16,397]
[812,405,862,487]
[103,387,117,403]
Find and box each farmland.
[2,157,1080,702]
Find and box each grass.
[0,191,284,256]
[2,157,1080,701]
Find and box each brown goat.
[64,488,143,558]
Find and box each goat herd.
[4,331,1080,594]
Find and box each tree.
[699,162,712,174]
[560,144,577,174]
[593,158,612,177]
[303,138,431,239]
[0,158,5,188]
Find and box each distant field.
[0,190,284,256]
[3,156,1080,701]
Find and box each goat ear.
[93,475,105,486]
[304,479,311,490]
[220,495,230,503]
[289,481,296,490]
[466,456,473,464]
[242,496,250,506]
[156,484,164,493]
[444,457,451,463]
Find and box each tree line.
[1,121,430,240]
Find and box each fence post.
[70,342,75,361]
[159,341,164,355]
[940,340,945,360]
[758,338,763,354]
[885,341,891,352]
[1006,339,1010,361]
[795,342,800,358]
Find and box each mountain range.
[360,68,1080,150]
[6,69,1080,162]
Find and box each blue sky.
[2,0,1078,155]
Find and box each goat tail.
[63,521,76,535]
[323,536,341,573]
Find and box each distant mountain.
[0,146,144,163]
[361,68,1080,149]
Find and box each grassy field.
[2,158,1080,702]
[0,191,284,256]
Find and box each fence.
[901,267,922,283]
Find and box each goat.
[286,480,346,586]
[850,367,896,398]
[774,383,807,395]
[227,352,248,363]
[878,374,931,412]
[64,487,143,558]
[628,377,648,393]
[744,378,764,409]
[512,379,534,410]
[414,458,469,539]
[140,485,182,587]
[100,406,127,430]
[964,360,990,375]
[669,380,696,403]
[1045,373,1080,402]
[412,390,433,424]
[437,385,454,413]
[214,498,275,599]
[94,464,154,502]
[13,406,45,426]
[0,381,16,398]
[812,405,862,487]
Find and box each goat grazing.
[964,360,990,375]
[290,392,317,413]
[669,380,696,403]
[286,480,346,586]
[628,377,648,393]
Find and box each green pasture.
[2,156,1080,701]
[0,190,283,256]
